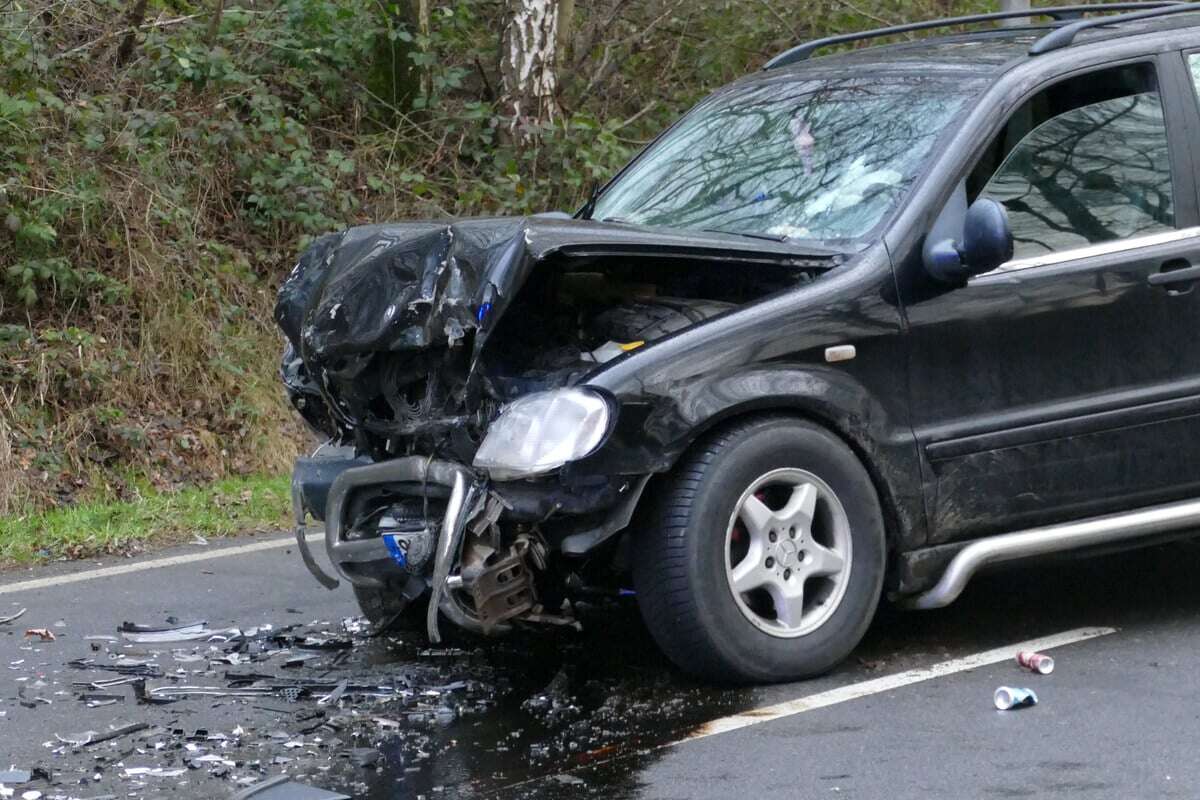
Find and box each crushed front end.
[276,217,826,640]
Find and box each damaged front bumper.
[292,449,645,642]
[293,453,483,643]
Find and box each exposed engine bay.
[277,217,831,640]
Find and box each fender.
[575,252,928,552]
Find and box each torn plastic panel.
[275,217,830,460]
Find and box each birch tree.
[500,0,561,137]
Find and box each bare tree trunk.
[500,0,561,138]
[556,0,574,65]
[999,0,1030,27]
[207,0,226,46]
[417,0,432,100]
[115,0,149,66]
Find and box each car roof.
[759,12,1200,80]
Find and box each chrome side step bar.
[905,496,1200,610]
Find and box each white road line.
[498,625,1116,793]
[0,533,324,595]
[685,625,1116,741]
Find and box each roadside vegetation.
[0,0,994,544]
[0,473,287,564]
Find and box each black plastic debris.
[54,722,149,748]
[68,657,162,678]
[230,775,350,800]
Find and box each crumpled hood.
[275,216,828,363]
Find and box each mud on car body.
[279,5,1200,683]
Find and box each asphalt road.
[2,531,1200,799]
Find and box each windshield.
[591,74,984,246]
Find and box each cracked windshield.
[592,75,985,245]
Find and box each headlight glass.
[473,388,611,481]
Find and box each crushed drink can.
[994,686,1038,710]
[1016,650,1055,675]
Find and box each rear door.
[903,55,1200,544]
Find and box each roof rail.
[1029,1,1199,54]
[763,2,1186,69]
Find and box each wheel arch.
[584,364,927,555]
[669,403,909,559]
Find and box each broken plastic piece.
[0,608,27,625]
[68,658,162,677]
[120,619,206,633]
[22,629,54,642]
[16,686,50,708]
[230,776,351,800]
[317,679,348,707]
[122,766,187,778]
[54,722,148,748]
[119,620,240,643]
[78,692,125,708]
[0,771,30,785]
[135,680,271,702]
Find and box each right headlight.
[473,388,612,481]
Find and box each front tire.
[633,416,885,683]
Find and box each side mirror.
[924,198,1014,283]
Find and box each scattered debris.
[5,606,691,798]
[0,608,27,625]
[22,629,54,642]
[1015,650,1055,675]
[994,686,1039,710]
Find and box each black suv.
[278,3,1200,683]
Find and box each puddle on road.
[320,605,751,799]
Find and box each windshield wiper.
[701,228,789,243]
[600,216,636,225]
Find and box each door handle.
[1148,263,1200,287]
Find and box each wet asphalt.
[2,532,1200,799]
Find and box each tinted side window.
[969,64,1174,260]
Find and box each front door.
[903,57,1200,544]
